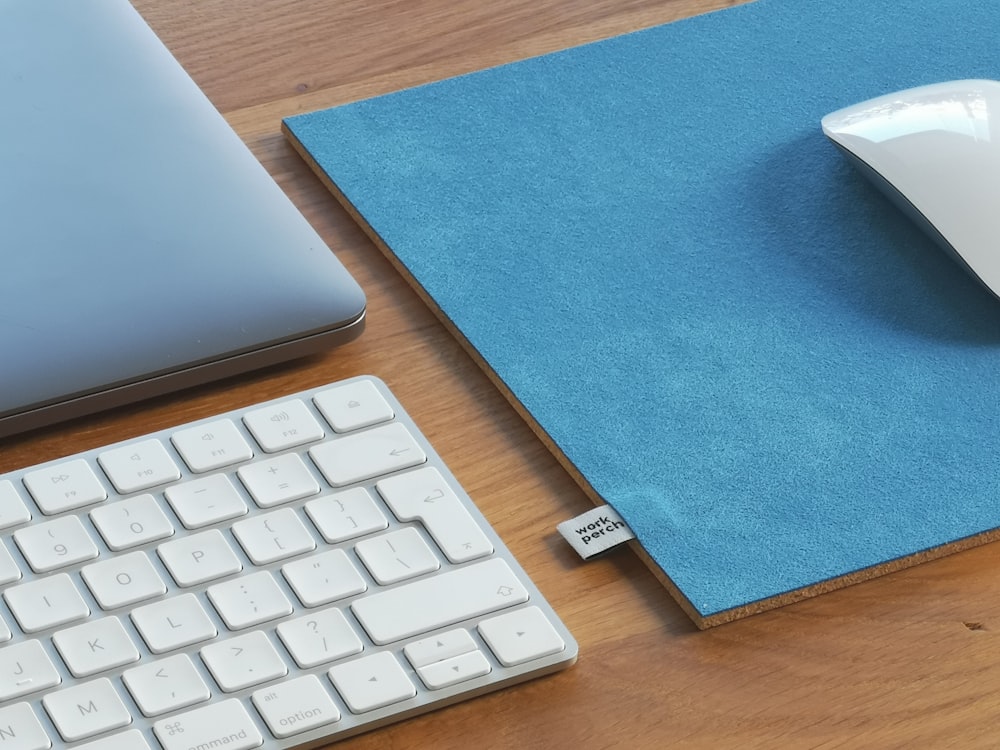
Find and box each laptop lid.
[0,0,366,438]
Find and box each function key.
[23,459,107,515]
[243,398,324,453]
[98,440,180,494]
[171,420,253,473]
[313,380,394,433]
[0,480,31,530]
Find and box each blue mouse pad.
[285,0,1000,626]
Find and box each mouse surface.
[822,79,1000,300]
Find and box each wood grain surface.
[5,1,1000,747]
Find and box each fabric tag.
[557,505,635,560]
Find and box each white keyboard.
[0,376,576,749]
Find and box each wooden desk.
[5,1,1000,747]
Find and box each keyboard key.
[98,439,180,494]
[171,419,254,472]
[329,652,416,713]
[253,674,341,738]
[82,550,167,609]
[207,570,293,630]
[157,528,243,587]
[314,379,395,432]
[304,488,388,543]
[132,593,217,653]
[277,608,363,668]
[0,702,51,750]
[164,474,248,529]
[378,467,494,562]
[352,558,529,645]
[404,628,477,669]
[0,540,22,586]
[123,653,211,717]
[153,699,263,750]
[232,507,316,565]
[417,649,491,690]
[0,640,61,701]
[309,422,426,487]
[90,493,175,550]
[0,480,31,530]
[201,630,288,692]
[14,515,99,573]
[76,729,152,750]
[281,548,367,607]
[42,676,132,741]
[478,606,566,666]
[5,573,90,633]
[23,458,107,515]
[243,398,325,452]
[53,616,140,677]
[354,526,440,584]
[238,453,320,508]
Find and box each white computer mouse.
[822,79,1000,299]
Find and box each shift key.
[352,558,529,645]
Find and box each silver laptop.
[0,1,366,438]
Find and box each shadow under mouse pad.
[284,0,1000,627]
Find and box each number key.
[14,516,98,573]
[90,494,175,551]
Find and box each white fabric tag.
[557,504,635,560]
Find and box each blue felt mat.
[285,0,1000,625]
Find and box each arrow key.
[479,606,567,667]
[416,650,491,690]
[404,628,476,669]
[328,652,415,713]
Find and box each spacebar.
[352,559,529,645]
